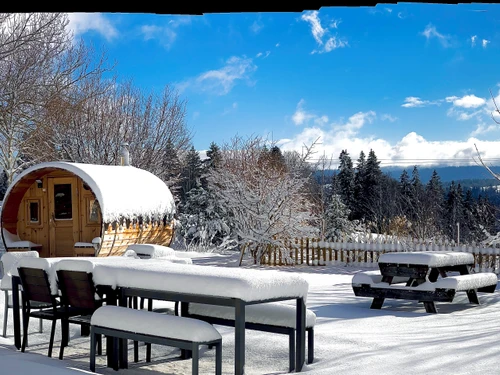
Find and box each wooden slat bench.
[183,301,316,372]
[352,270,498,313]
[90,305,222,375]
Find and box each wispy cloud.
[67,13,118,41]
[222,102,238,115]
[250,16,264,34]
[471,35,477,47]
[381,114,398,122]
[290,99,329,127]
[276,43,280,47]
[421,24,451,48]
[176,56,257,96]
[300,11,347,54]
[483,39,490,48]
[139,16,192,50]
[401,96,441,108]
[470,123,499,136]
[385,8,393,13]
[256,51,271,58]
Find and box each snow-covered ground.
[1,250,500,374]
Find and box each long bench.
[183,301,316,372]
[90,305,222,375]
[352,270,498,313]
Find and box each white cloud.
[470,123,499,136]
[256,51,271,58]
[471,35,477,47]
[301,11,347,54]
[222,102,238,116]
[385,8,393,13]
[67,13,118,41]
[141,25,177,49]
[401,96,441,108]
[292,99,316,125]
[176,56,257,96]
[421,24,451,48]
[250,18,263,34]
[276,43,280,47]
[446,94,486,108]
[381,114,398,122]
[483,39,490,48]
[397,12,406,19]
[139,16,192,50]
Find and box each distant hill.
[315,165,500,185]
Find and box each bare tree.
[207,135,320,266]
[0,13,113,183]
[29,74,192,187]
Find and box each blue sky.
[67,4,500,168]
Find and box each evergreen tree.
[324,194,356,240]
[399,169,412,219]
[352,150,366,221]
[337,150,355,218]
[205,142,222,170]
[362,149,383,226]
[180,146,204,202]
[445,181,465,243]
[162,139,183,202]
[425,169,445,237]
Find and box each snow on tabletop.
[123,249,140,258]
[188,302,316,328]
[92,262,309,302]
[126,244,175,258]
[378,251,474,267]
[4,162,176,223]
[0,251,39,290]
[91,305,221,342]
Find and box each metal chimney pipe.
[120,142,130,166]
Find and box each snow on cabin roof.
[5,162,176,223]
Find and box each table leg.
[370,297,385,309]
[296,298,306,372]
[12,276,21,350]
[106,289,120,369]
[235,300,245,375]
[423,301,437,313]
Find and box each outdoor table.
[91,261,309,375]
[352,251,497,313]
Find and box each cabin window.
[27,200,40,224]
[54,184,72,220]
[87,198,100,223]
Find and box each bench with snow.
[90,305,222,375]
[183,301,316,372]
[352,270,498,313]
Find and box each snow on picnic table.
[0,250,499,375]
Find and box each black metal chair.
[56,269,103,360]
[17,266,65,358]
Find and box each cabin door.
[48,177,80,257]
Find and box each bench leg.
[370,297,385,309]
[289,329,295,372]
[192,344,199,375]
[215,341,222,375]
[423,301,437,313]
[90,329,96,372]
[466,290,480,305]
[134,341,139,362]
[307,328,314,364]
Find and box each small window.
[28,201,40,224]
[88,198,100,223]
[54,183,72,220]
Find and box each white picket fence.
[257,237,500,274]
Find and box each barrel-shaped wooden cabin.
[1,161,176,258]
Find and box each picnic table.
[10,256,309,375]
[352,251,498,313]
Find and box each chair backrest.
[56,270,100,313]
[18,267,56,306]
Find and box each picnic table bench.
[352,251,498,313]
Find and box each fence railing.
[254,238,500,274]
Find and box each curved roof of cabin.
[2,162,176,224]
